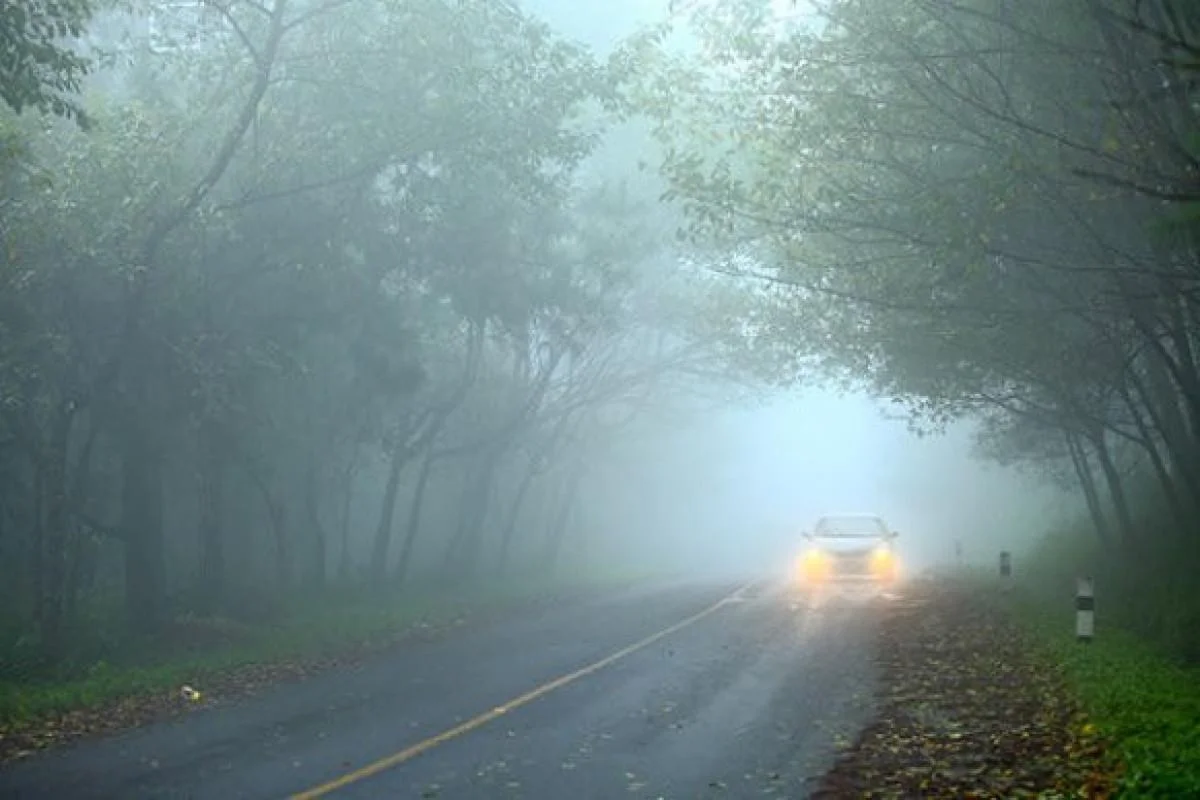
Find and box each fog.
[10,0,1163,680]
[511,0,1069,581]
[574,389,1065,580]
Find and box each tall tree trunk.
[1089,428,1136,549]
[336,450,357,582]
[370,443,410,584]
[338,460,355,582]
[121,425,166,635]
[197,424,226,613]
[1066,431,1110,546]
[268,500,289,592]
[496,457,540,577]
[1130,360,1200,505]
[1165,291,1200,441]
[543,462,586,573]
[1142,328,1200,452]
[1123,287,1200,454]
[392,321,485,584]
[455,448,502,579]
[39,402,73,658]
[441,453,499,580]
[30,451,45,626]
[64,416,99,618]
[304,459,326,588]
[245,465,290,593]
[1120,383,1190,530]
[394,448,435,586]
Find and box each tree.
[636,0,1200,552]
[0,0,95,127]
[2,0,723,664]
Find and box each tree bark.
[304,458,326,588]
[121,425,166,635]
[30,451,45,626]
[456,447,503,578]
[441,449,501,580]
[337,457,356,582]
[496,456,540,576]
[64,415,99,617]
[543,461,586,572]
[267,497,290,592]
[38,402,74,658]
[1120,382,1189,530]
[394,448,435,586]
[1066,430,1110,546]
[1129,359,1200,505]
[370,442,410,584]
[1088,427,1136,549]
[197,423,226,613]
[245,463,290,593]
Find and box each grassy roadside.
[814,578,1114,799]
[0,566,653,762]
[1010,583,1200,799]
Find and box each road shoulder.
[0,575,653,766]
[812,580,1115,798]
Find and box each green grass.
[1011,586,1200,799]
[0,565,655,729]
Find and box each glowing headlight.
[870,544,898,579]
[798,548,831,582]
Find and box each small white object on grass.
[1075,576,1095,643]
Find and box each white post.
[1075,576,1095,643]
[998,551,1012,592]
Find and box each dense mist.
[8,0,1187,686]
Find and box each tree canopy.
[0,0,730,662]
[1,0,96,126]
[635,0,1200,550]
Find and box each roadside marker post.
[1075,576,1095,643]
[998,551,1012,592]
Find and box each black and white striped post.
[998,550,1012,592]
[1075,576,1095,643]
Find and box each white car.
[793,513,900,589]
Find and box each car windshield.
[812,515,889,539]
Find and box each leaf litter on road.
[811,581,1118,799]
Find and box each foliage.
[634,0,1200,552]
[0,0,95,127]
[1017,588,1200,798]
[0,0,724,688]
[1002,465,1200,797]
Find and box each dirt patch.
[811,580,1117,799]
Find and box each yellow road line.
[289,583,753,799]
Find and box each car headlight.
[870,545,898,578]
[799,548,830,581]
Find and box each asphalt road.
[0,579,883,800]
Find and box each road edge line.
[288,581,755,799]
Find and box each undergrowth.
[1016,593,1200,799]
[987,514,1200,799]
[0,565,648,730]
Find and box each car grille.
[831,553,872,575]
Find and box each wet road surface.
[0,579,883,800]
